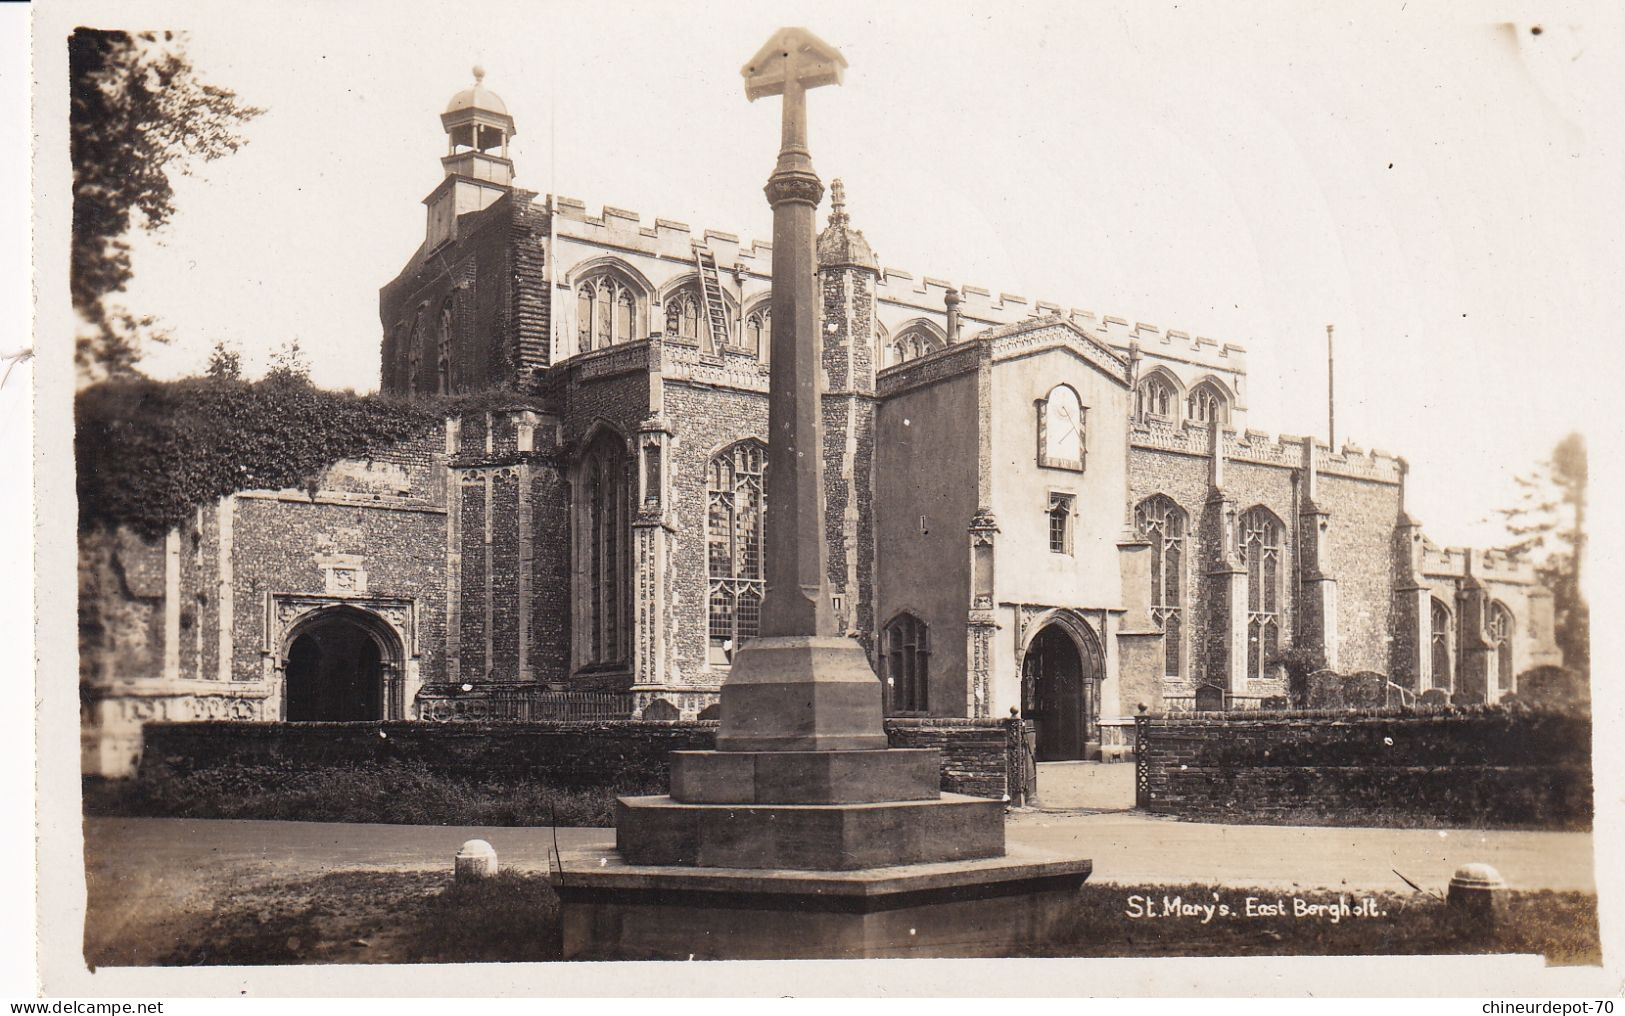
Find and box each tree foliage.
[1496,432,1588,673]
[76,376,538,537]
[70,28,263,381]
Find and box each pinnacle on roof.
[817,177,877,271]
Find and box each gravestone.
[1341,671,1390,709]
[1193,685,1225,712]
[1306,669,1345,709]
[1516,665,1588,711]
[1418,688,1451,708]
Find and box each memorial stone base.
[553,843,1094,960]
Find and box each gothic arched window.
[1136,495,1188,678]
[406,310,425,397]
[576,272,640,353]
[1487,601,1514,692]
[744,306,770,358]
[883,612,929,714]
[1037,383,1086,471]
[578,434,630,667]
[436,297,454,395]
[1188,381,1229,426]
[884,326,943,367]
[1137,375,1175,422]
[1238,505,1284,680]
[1430,597,1454,691]
[666,284,732,351]
[707,441,767,664]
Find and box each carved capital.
[764,170,824,208]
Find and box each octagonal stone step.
[614,793,1005,871]
[668,748,941,805]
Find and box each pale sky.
[66,0,1623,549]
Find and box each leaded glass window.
[406,311,424,397]
[1238,506,1284,680]
[436,297,454,395]
[1136,495,1188,678]
[580,435,629,666]
[708,441,767,664]
[1137,376,1174,421]
[1047,493,1074,555]
[1487,601,1514,691]
[1430,598,1453,690]
[576,273,639,352]
[883,612,929,714]
[745,307,770,358]
[1188,381,1228,425]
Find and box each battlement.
[541,192,1249,375]
[545,195,775,276]
[1421,543,1537,583]
[872,268,1247,366]
[1130,419,1405,483]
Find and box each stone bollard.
[454,839,498,882]
[1447,863,1509,935]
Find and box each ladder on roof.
[693,246,732,355]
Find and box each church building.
[78,72,1560,775]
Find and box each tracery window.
[1136,495,1188,678]
[1238,506,1284,680]
[667,288,702,343]
[1430,598,1453,691]
[883,612,929,714]
[665,283,734,352]
[707,441,767,664]
[576,272,638,353]
[1037,383,1085,471]
[884,326,943,367]
[1188,381,1228,426]
[744,306,770,358]
[436,297,454,395]
[579,434,630,667]
[1137,375,1175,421]
[1487,601,1514,692]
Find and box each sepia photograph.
[23,0,1624,999]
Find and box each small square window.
[1048,493,1075,555]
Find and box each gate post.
[1134,711,1151,809]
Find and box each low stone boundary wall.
[137,717,1030,802]
[1134,711,1592,829]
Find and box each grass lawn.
[135,872,1600,967]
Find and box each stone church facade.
[79,74,1560,775]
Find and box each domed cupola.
[425,66,518,250]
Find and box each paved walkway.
[1034,761,1137,810]
[81,814,1595,964]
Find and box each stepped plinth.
[552,630,1091,959]
[548,27,1091,960]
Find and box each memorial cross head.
[741,27,847,103]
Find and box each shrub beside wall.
[1134,710,1593,830]
[110,718,1028,826]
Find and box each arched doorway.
[1022,620,1102,761]
[282,607,405,721]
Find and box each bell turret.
[425,66,517,249]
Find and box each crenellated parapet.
[548,195,776,280]
[1129,421,1405,484]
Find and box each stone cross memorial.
[550,28,1094,961]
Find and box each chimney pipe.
[945,287,962,344]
